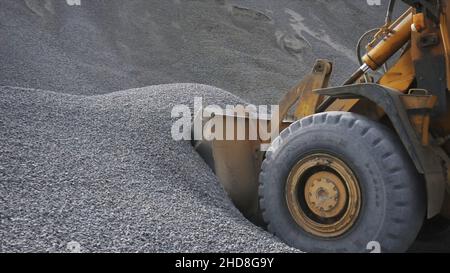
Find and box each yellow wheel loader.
[196,0,450,252]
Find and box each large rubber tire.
[259,112,426,253]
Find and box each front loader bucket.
[212,135,265,224]
[192,60,332,224]
[194,110,277,225]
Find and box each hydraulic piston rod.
[318,10,413,112]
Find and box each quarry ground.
[0,0,448,252]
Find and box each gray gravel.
[0,0,391,105]
[1,0,448,252]
[0,84,298,252]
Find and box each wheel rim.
[285,153,361,238]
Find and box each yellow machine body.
[206,1,450,225]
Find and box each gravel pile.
[0,84,299,252]
[0,0,391,104]
[1,0,448,252]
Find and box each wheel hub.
[286,153,361,238]
[305,172,347,218]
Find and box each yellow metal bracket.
[277,59,332,124]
